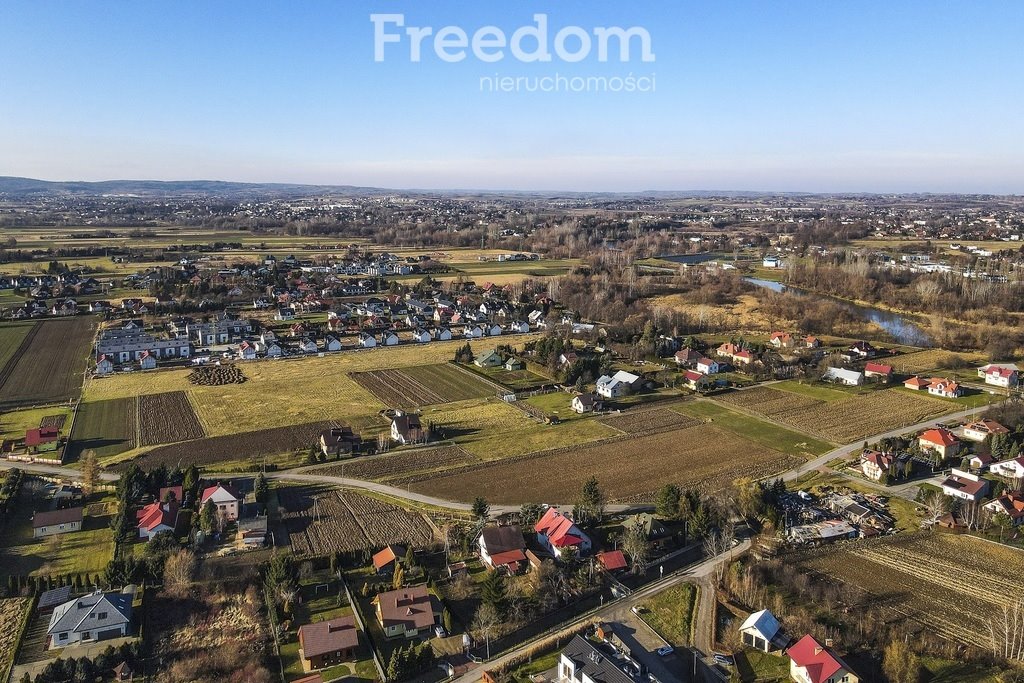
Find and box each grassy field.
[67,397,136,462]
[84,337,538,436]
[673,400,833,456]
[0,493,116,579]
[637,583,697,647]
[0,405,73,442]
[478,365,551,390]
[523,391,585,420]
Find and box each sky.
[1,1,1023,193]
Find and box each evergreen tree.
[471,497,490,521]
[655,483,681,519]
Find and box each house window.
[97,612,107,619]
[59,633,68,641]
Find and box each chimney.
[814,647,823,656]
[825,638,834,648]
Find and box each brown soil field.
[138,391,206,446]
[280,486,434,555]
[598,407,702,434]
[120,420,337,470]
[0,317,96,409]
[350,363,494,408]
[798,532,1024,649]
[37,414,66,430]
[717,386,951,442]
[410,423,800,504]
[312,445,478,482]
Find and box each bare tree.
[472,602,501,659]
[989,597,1024,661]
[163,549,197,596]
[81,449,100,495]
[920,489,950,527]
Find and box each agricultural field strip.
[598,408,702,434]
[402,364,496,402]
[0,324,35,372]
[0,597,30,680]
[0,318,97,408]
[311,445,479,483]
[0,323,39,391]
[350,369,447,407]
[138,391,206,446]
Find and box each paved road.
[449,540,751,683]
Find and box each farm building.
[821,367,863,386]
[787,634,859,683]
[372,544,406,575]
[788,520,857,545]
[863,362,893,382]
[478,525,528,574]
[374,586,440,639]
[738,609,785,653]
[48,590,133,648]
[596,550,627,572]
[200,483,242,521]
[919,428,960,460]
[535,507,591,558]
[962,418,1009,442]
[298,616,359,670]
[238,517,268,547]
[939,469,989,502]
[25,427,60,453]
[33,507,83,538]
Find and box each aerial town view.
[1,2,1023,683]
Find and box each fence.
[341,576,389,683]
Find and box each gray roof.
[560,635,636,683]
[48,591,132,636]
[739,609,781,641]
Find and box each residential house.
[739,609,784,653]
[821,367,863,386]
[299,617,359,670]
[843,341,877,360]
[33,507,83,539]
[237,341,257,360]
[374,586,439,639]
[673,348,701,367]
[200,483,241,521]
[557,635,636,683]
[571,393,602,414]
[486,324,503,337]
[95,355,114,375]
[474,350,503,368]
[787,634,859,683]
[507,320,530,334]
[595,370,641,399]
[138,351,157,370]
[804,336,822,349]
[391,412,425,444]
[860,451,896,482]
[47,590,133,648]
[968,453,994,471]
[358,332,377,348]
[380,331,400,346]
[136,499,177,540]
[696,357,720,374]
[683,370,713,391]
[978,364,1019,388]
[984,492,1024,526]
[863,363,893,382]
[325,335,343,352]
[464,325,484,339]
[940,469,989,502]
[275,307,295,321]
[25,427,60,453]
[962,418,1009,442]
[411,328,432,344]
[372,544,406,575]
[919,428,960,460]
[478,525,528,574]
[770,332,795,349]
[298,338,319,354]
[927,378,961,399]
[319,427,362,457]
[535,507,591,558]
[991,456,1024,480]
[433,327,453,341]
[503,357,525,371]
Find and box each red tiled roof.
[488,549,528,568]
[684,370,704,382]
[864,362,893,374]
[904,376,928,389]
[137,501,177,532]
[372,544,405,570]
[989,492,1024,520]
[920,428,958,447]
[535,508,586,547]
[25,427,59,447]
[597,550,628,571]
[788,634,846,683]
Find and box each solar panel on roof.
[38,585,73,610]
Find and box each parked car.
[434,625,447,638]
[712,653,734,666]
[656,646,674,657]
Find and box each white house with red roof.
[903,376,929,391]
[978,364,1019,388]
[200,482,241,521]
[926,378,961,399]
[919,428,960,460]
[787,634,859,683]
[860,451,896,482]
[863,362,893,382]
[535,507,591,558]
[985,492,1024,526]
[136,501,177,540]
[962,418,1009,442]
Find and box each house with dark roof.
[47,590,132,648]
[299,616,359,670]
[557,635,636,683]
[374,586,440,639]
[535,508,591,559]
[478,525,527,574]
[985,491,1024,526]
[390,412,425,445]
[319,426,362,456]
[33,507,83,539]
[939,469,989,502]
[787,634,859,683]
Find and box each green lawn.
[637,583,697,647]
[674,401,834,456]
[0,405,73,442]
[481,367,550,390]
[0,496,116,579]
[524,391,586,420]
[734,649,790,682]
[919,656,1006,682]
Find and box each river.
[743,277,932,347]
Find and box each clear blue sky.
[1,1,1022,193]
